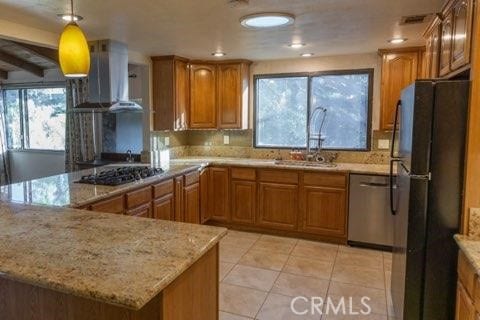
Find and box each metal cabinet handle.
[359,182,393,188]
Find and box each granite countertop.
[0,202,227,310]
[455,234,480,275]
[170,157,392,175]
[0,164,200,208]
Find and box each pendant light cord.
[70,0,74,18]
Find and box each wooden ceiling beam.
[0,50,44,78]
[0,69,7,80]
[6,40,58,65]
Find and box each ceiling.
[0,0,444,60]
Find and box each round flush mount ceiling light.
[388,38,408,44]
[288,43,306,49]
[212,52,226,57]
[240,13,295,29]
[301,53,314,57]
[57,14,83,22]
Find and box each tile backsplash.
[147,129,393,164]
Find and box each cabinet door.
[231,180,256,225]
[430,23,442,78]
[380,52,419,130]
[190,64,217,128]
[456,281,475,320]
[184,183,200,224]
[257,182,298,230]
[439,12,454,76]
[217,64,242,129]
[90,195,125,214]
[451,0,474,70]
[126,203,152,218]
[300,186,346,237]
[200,168,211,224]
[209,167,230,222]
[153,195,175,220]
[174,176,184,222]
[174,59,189,130]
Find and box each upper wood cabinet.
[379,48,423,130]
[440,12,454,76]
[217,63,249,129]
[152,56,190,131]
[424,16,442,78]
[450,0,474,70]
[189,63,218,129]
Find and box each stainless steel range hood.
[74,40,143,113]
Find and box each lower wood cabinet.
[184,183,200,224]
[257,182,298,231]
[153,195,175,220]
[231,180,256,225]
[90,195,125,214]
[456,251,480,320]
[300,186,347,237]
[457,281,476,320]
[209,167,230,222]
[200,168,211,223]
[126,203,152,218]
[174,176,184,222]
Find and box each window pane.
[256,77,308,147]
[25,88,66,150]
[311,73,370,150]
[4,90,22,149]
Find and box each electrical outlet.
[223,135,230,145]
[378,139,390,150]
[164,137,170,147]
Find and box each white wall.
[249,53,382,130]
[8,150,65,183]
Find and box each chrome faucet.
[306,107,328,162]
[126,149,134,163]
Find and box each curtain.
[0,88,11,185]
[64,79,95,172]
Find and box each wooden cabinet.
[152,56,190,131]
[208,167,230,222]
[90,195,125,214]
[424,17,442,78]
[217,63,249,129]
[126,203,152,218]
[200,168,211,224]
[456,251,480,320]
[153,195,175,220]
[440,12,454,76]
[174,176,184,222]
[257,182,298,230]
[184,183,200,224]
[231,180,256,225]
[451,0,474,70]
[457,281,476,320]
[189,63,217,129]
[379,48,423,130]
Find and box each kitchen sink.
[273,160,337,168]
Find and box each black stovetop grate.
[76,166,164,186]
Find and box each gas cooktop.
[76,166,164,186]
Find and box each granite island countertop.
[170,156,393,175]
[0,163,201,208]
[455,234,480,275]
[0,201,227,310]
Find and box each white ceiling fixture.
[212,52,226,57]
[301,53,314,57]
[289,43,306,49]
[240,13,295,29]
[388,38,408,44]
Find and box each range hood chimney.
[75,40,142,113]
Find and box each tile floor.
[218,230,396,320]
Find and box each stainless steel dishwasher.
[348,174,395,248]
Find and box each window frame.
[253,69,374,151]
[2,82,67,153]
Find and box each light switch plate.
[378,139,390,150]
[165,137,170,147]
[224,135,230,145]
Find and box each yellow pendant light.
[58,0,90,78]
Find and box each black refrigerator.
[389,80,470,320]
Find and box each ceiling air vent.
[400,14,430,25]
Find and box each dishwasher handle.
[359,182,393,188]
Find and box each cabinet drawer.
[184,170,200,186]
[259,170,299,184]
[459,251,477,297]
[153,179,174,199]
[126,203,152,218]
[126,187,152,209]
[303,172,347,188]
[231,167,256,181]
[90,195,125,214]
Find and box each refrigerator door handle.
[390,100,402,158]
[390,159,401,215]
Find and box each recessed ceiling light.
[388,38,407,44]
[240,13,295,29]
[212,52,226,57]
[289,43,306,49]
[301,53,314,57]
[57,13,83,22]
